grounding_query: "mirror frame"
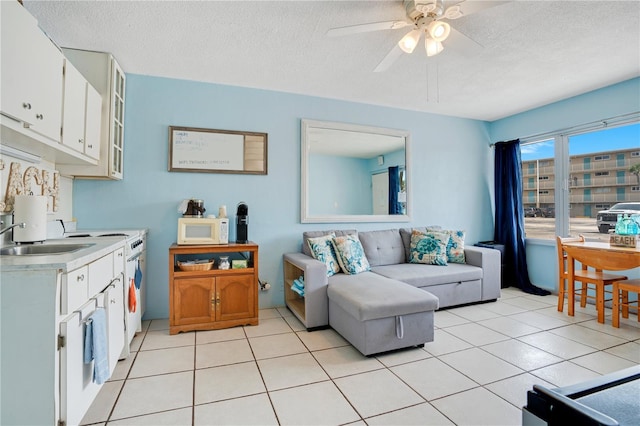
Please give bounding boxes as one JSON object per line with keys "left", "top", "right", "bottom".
{"left": 301, "top": 119, "right": 411, "bottom": 223}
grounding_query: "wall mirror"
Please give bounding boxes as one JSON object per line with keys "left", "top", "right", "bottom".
{"left": 301, "top": 119, "right": 411, "bottom": 223}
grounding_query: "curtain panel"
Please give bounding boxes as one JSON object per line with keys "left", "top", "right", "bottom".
{"left": 494, "top": 139, "right": 550, "bottom": 295}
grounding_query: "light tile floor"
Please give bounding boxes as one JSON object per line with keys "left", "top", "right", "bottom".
{"left": 82, "top": 287, "right": 640, "bottom": 425}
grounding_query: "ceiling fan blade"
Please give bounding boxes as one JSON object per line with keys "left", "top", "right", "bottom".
{"left": 444, "top": 27, "right": 483, "bottom": 55}
{"left": 445, "top": 0, "right": 510, "bottom": 20}
{"left": 374, "top": 44, "right": 404, "bottom": 73}
{"left": 326, "top": 20, "right": 411, "bottom": 37}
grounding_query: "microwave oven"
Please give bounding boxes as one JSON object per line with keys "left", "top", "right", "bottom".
{"left": 177, "top": 217, "right": 229, "bottom": 245}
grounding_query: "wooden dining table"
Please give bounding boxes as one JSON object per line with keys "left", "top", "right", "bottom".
{"left": 563, "top": 241, "right": 640, "bottom": 323}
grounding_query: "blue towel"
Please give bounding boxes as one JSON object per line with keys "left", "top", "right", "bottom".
{"left": 83, "top": 318, "right": 93, "bottom": 364}
{"left": 291, "top": 278, "right": 305, "bottom": 297}
{"left": 85, "top": 308, "right": 110, "bottom": 385}
{"left": 134, "top": 259, "right": 142, "bottom": 290}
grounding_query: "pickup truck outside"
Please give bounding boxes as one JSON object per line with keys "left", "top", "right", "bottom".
{"left": 596, "top": 202, "right": 640, "bottom": 233}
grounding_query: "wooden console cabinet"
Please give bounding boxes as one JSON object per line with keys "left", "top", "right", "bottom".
{"left": 169, "top": 243, "right": 259, "bottom": 335}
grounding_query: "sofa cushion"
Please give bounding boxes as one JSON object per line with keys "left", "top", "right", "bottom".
{"left": 409, "top": 230, "right": 450, "bottom": 266}
{"left": 302, "top": 229, "right": 357, "bottom": 257}
{"left": 371, "top": 262, "right": 482, "bottom": 287}
{"left": 331, "top": 234, "right": 371, "bottom": 275}
{"left": 327, "top": 272, "right": 439, "bottom": 321}
{"left": 399, "top": 226, "right": 441, "bottom": 260}
{"left": 358, "top": 229, "right": 405, "bottom": 266}
{"left": 307, "top": 233, "right": 340, "bottom": 276}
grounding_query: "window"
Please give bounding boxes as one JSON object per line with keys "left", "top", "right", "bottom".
{"left": 594, "top": 188, "right": 611, "bottom": 193}
{"left": 521, "top": 120, "right": 639, "bottom": 241}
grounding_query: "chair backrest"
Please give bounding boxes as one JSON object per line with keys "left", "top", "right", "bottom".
{"left": 556, "top": 235, "right": 585, "bottom": 277}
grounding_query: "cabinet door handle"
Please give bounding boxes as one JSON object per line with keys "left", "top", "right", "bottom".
{"left": 77, "top": 274, "right": 85, "bottom": 282}
{"left": 87, "top": 144, "right": 93, "bottom": 149}
{"left": 22, "top": 102, "right": 31, "bottom": 110}
{"left": 78, "top": 139, "right": 84, "bottom": 144}
{"left": 36, "top": 114, "right": 43, "bottom": 120}
{"left": 110, "top": 298, "right": 117, "bottom": 304}
{"left": 216, "top": 292, "right": 221, "bottom": 305}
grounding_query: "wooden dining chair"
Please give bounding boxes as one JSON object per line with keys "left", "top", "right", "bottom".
{"left": 612, "top": 279, "right": 640, "bottom": 328}
{"left": 556, "top": 236, "right": 627, "bottom": 320}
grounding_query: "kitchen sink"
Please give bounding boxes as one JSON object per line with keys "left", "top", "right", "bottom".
{"left": 0, "top": 244, "right": 94, "bottom": 256}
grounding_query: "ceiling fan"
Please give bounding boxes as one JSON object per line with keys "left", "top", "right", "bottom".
{"left": 327, "top": 0, "right": 507, "bottom": 72}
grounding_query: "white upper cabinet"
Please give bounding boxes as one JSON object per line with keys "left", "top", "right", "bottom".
{"left": 84, "top": 84, "right": 102, "bottom": 160}
{"left": 1, "top": 1, "right": 63, "bottom": 143}
{"left": 62, "top": 59, "right": 102, "bottom": 159}
{"left": 58, "top": 49, "right": 126, "bottom": 180}
{"left": 61, "top": 60, "right": 87, "bottom": 152}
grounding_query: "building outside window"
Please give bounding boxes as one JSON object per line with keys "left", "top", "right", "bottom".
{"left": 521, "top": 122, "right": 640, "bottom": 241}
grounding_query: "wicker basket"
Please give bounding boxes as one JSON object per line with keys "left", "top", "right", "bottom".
{"left": 177, "top": 259, "right": 214, "bottom": 271}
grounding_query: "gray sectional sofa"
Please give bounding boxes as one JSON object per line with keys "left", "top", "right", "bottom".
{"left": 284, "top": 227, "right": 502, "bottom": 356}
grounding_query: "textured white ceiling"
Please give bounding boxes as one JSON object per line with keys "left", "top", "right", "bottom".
{"left": 23, "top": 0, "right": 640, "bottom": 121}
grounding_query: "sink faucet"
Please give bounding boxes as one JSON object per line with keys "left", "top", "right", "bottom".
{"left": 0, "top": 222, "right": 26, "bottom": 235}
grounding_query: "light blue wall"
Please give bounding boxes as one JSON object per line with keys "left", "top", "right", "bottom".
{"left": 72, "top": 74, "right": 494, "bottom": 319}
{"left": 490, "top": 78, "right": 640, "bottom": 292}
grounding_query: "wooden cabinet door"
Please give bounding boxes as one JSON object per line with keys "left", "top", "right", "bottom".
{"left": 216, "top": 275, "right": 255, "bottom": 322}
{"left": 173, "top": 277, "right": 215, "bottom": 326}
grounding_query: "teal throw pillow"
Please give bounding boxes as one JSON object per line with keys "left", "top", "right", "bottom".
{"left": 331, "top": 234, "right": 371, "bottom": 275}
{"left": 409, "top": 230, "right": 450, "bottom": 266}
{"left": 427, "top": 227, "right": 466, "bottom": 264}
{"left": 307, "top": 233, "right": 340, "bottom": 276}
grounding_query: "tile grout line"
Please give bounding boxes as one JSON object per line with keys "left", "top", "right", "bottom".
{"left": 88, "top": 302, "right": 640, "bottom": 425}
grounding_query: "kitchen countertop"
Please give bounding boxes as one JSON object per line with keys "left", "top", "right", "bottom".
{"left": 0, "top": 237, "right": 127, "bottom": 272}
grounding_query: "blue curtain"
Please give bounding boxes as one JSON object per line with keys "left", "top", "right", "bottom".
{"left": 494, "top": 139, "right": 550, "bottom": 295}
{"left": 388, "top": 166, "right": 401, "bottom": 214}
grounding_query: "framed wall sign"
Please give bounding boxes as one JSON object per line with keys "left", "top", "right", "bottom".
{"left": 168, "top": 126, "right": 268, "bottom": 174}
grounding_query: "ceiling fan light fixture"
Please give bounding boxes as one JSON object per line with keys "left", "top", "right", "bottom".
{"left": 425, "top": 36, "right": 443, "bottom": 56}
{"left": 427, "top": 20, "right": 450, "bottom": 42}
{"left": 398, "top": 29, "right": 422, "bottom": 53}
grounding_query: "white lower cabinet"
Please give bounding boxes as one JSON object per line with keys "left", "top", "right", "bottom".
{"left": 59, "top": 300, "right": 101, "bottom": 426}
{"left": 59, "top": 274, "right": 124, "bottom": 425}
{"left": 106, "top": 273, "right": 125, "bottom": 373}
{"left": 0, "top": 244, "right": 127, "bottom": 426}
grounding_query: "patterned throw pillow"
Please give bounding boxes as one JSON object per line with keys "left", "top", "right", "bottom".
{"left": 409, "top": 230, "right": 450, "bottom": 266}
{"left": 427, "top": 227, "right": 466, "bottom": 264}
{"left": 307, "top": 233, "right": 340, "bottom": 276}
{"left": 331, "top": 234, "right": 371, "bottom": 275}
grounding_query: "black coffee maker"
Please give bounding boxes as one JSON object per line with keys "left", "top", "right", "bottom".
{"left": 236, "top": 202, "right": 248, "bottom": 243}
